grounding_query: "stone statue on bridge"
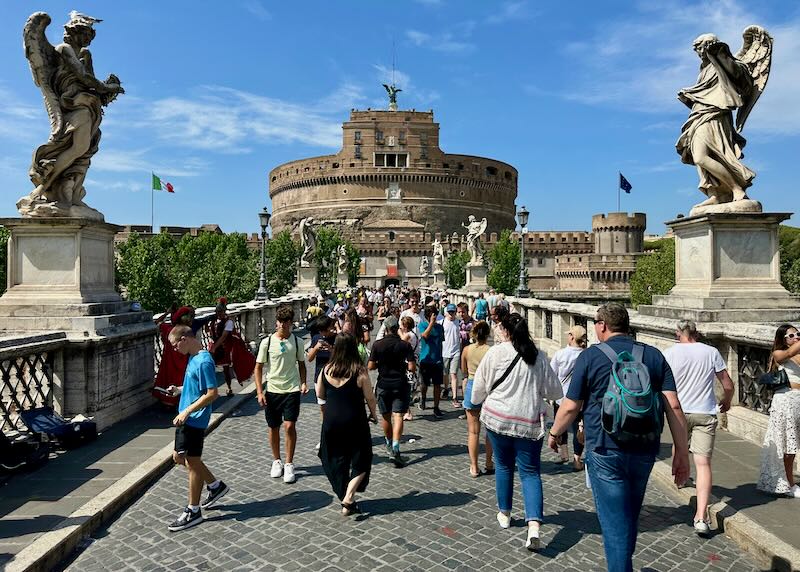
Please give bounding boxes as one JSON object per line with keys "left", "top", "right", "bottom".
{"left": 432, "top": 240, "right": 444, "bottom": 274}
{"left": 337, "top": 244, "right": 348, "bottom": 275}
{"left": 299, "top": 217, "right": 317, "bottom": 267}
{"left": 419, "top": 255, "right": 430, "bottom": 276}
{"left": 676, "top": 25, "right": 773, "bottom": 215}
{"left": 17, "top": 11, "right": 124, "bottom": 221}
{"left": 462, "top": 215, "right": 487, "bottom": 266}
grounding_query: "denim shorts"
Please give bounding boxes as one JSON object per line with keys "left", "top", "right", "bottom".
{"left": 462, "top": 378, "right": 480, "bottom": 410}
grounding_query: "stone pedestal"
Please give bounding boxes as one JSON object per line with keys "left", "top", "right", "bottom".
{"left": 296, "top": 264, "right": 318, "bottom": 292}
{"left": 433, "top": 271, "right": 446, "bottom": 286}
{"left": 0, "top": 218, "right": 152, "bottom": 334}
{"left": 419, "top": 276, "right": 430, "bottom": 287}
{"left": 336, "top": 272, "right": 349, "bottom": 289}
{"left": 639, "top": 212, "right": 800, "bottom": 322}
{"left": 464, "top": 264, "right": 488, "bottom": 291}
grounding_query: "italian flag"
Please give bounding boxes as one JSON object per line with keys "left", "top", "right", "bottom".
{"left": 152, "top": 173, "right": 174, "bottom": 193}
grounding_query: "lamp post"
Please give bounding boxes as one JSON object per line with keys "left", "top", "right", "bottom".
{"left": 516, "top": 205, "right": 529, "bottom": 298}
{"left": 255, "top": 207, "right": 271, "bottom": 301}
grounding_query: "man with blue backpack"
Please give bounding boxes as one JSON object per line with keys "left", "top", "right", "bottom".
{"left": 548, "top": 303, "right": 689, "bottom": 572}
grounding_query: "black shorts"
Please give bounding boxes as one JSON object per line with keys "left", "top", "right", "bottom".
{"left": 419, "top": 362, "right": 444, "bottom": 387}
{"left": 265, "top": 391, "right": 301, "bottom": 428}
{"left": 376, "top": 385, "right": 411, "bottom": 414}
{"left": 174, "top": 425, "right": 205, "bottom": 457}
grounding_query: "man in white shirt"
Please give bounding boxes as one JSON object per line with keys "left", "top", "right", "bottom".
{"left": 441, "top": 304, "right": 462, "bottom": 406}
{"left": 399, "top": 296, "right": 424, "bottom": 329}
{"left": 664, "top": 319, "right": 734, "bottom": 538}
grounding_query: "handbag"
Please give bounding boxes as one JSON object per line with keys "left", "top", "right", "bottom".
{"left": 758, "top": 368, "right": 789, "bottom": 388}
{"left": 491, "top": 353, "right": 522, "bottom": 392}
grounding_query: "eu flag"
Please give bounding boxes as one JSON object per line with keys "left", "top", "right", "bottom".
{"left": 619, "top": 173, "right": 632, "bottom": 193}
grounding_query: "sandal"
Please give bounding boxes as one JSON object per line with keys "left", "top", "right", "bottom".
{"left": 341, "top": 501, "right": 361, "bottom": 516}
{"left": 483, "top": 466, "right": 495, "bottom": 475}
{"left": 469, "top": 468, "right": 482, "bottom": 478}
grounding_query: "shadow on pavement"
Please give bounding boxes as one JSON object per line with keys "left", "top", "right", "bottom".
{"left": 207, "top": 489, "right": 332, "bottom": 522}
{"left": 403, "top": 444, "right": 466, "bottom": 467}
{"left": 358, "top": 489, "right": 476, "bottom": 517}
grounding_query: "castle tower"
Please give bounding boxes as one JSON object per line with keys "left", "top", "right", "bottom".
{"left": 592, "top": 212, "right": 646, "bottom": 255}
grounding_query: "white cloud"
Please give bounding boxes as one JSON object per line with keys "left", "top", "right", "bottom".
{"left": 85, "top": 178, "right": 147, "bottom": 194}
{"left": 552, "top": 0, "right": 800, "bottom": 134}
{"left": 372, "top": 65, "right": 440, "bottom": 107}
{"left": 487, "top": 1, "right": 529, "bottom": 25}
{"left": 406, "top": 30, "right": 430, "bottom": 46}
{"left": 404, "top": 24, "right": 474, "bottom": 54}
{"left": 243, "top": 0, "right": 271, "bottom": 21}
{"left": 92, "top": 149, "right": 208, "bottom": 178}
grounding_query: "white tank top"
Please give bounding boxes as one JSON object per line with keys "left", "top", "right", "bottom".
{"left": 780, "top": 359, "right": 800, "bottom": 385}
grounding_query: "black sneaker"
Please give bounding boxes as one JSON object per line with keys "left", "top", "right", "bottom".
{"left": 418, "top": 400, "right": 426, "bottom": 411}
{"left": 385, "top": 442, "right": 393, "bottom": 456}
{"left": 168, "top": 507, "right": 203, "bottom": 532}
{"left": 391, "top": 450, "right": 407, "bottom": 468}
{"left": 441, "top": 388, "right": 450, "bottom": 399}
{"left": 200, "top": 481, "right": 229, "bottom": 509}
{"left": 433, "top": 407, "right": 444, "bottom": 419}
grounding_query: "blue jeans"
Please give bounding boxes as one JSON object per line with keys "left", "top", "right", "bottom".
{"left": 486, "top": 430, "right": 543, "bottom": 522}
{"left": 586, "top": 449, "right": 655, "bottom": 572}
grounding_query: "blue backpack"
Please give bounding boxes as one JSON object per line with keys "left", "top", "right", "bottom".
{"left": 597, "top": 343, "right": 663, "bottom": 444}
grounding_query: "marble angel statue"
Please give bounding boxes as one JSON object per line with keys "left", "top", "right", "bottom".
{"left": 432, "top": 239, "right": 444, "bottom": 274}
{"left": 462, "top": 215, "right": 488, "bottom": 265}
{"left": 18, "top": 11, "right": 124, "bottom": 220}
{"left": 676, "top": 26, "right": 773, "bottom": 215}
{"left": 419, "top": 255, "right": 430, "bottom": 276}
{"left": 337, "top": 244, "right": 348, "bottom": 275}
{"left": 299, "top": 217, "right": 316, "bottom": 267}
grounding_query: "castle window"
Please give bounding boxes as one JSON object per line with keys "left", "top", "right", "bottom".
{"left": 443, "top": 163, "right": 449, "bottom": 169}
{"left": 375, "top": 154, "right": 385, "bottom": 167}
{"left": 420, "top": 146, "right": 428, "bottom": 159}
{"left": 486, "top": 166, "right": 498, "bottom": 177}
{"left": 354, "top": 131, "right": 361, "bottom": 142}
{"left": 386, "top": 154, "right": 396, "bottom": 167}
{"left": 473, "top": 163, "right": 479, "bottom": 172}
{"left": 332, "top": 162, "right": 339, "bottom": 168}
{"left": 271, "top": 176, "right": 276, "bottom": 182}
{"left": 425, "top": 163, "right": 431, "bottom": 168}
{"left": 538, "top": 257, "right": 545, "bottom": 265}
{"left": 420, "top": 133, "right": 428, "bottom": 144}
{"left": 458, "top": 163, "right": 464, "bottom": 170}
{"left": 376, "top": 153, "right": 407, "bottom": 168}
{"left": 355, "top": 145, "right": 362, "bottom": 159}
{"left": 399, "top": 131, "right": 406, "bottom": 144}
{"left": 389, "top": 231, "right": 396, "bottom": 241}
{"left": 376, "top": 130, "right": 384, "bottom": 143}
{"left": 505, "top": 171, "right": 512, "bottom": 180}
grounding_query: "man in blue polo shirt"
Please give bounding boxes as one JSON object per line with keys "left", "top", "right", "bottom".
{"left": 418, "top": 305, "right": 445, "bottom": 418}
{"left": 548, "top": 303, "right": 689, "bottom": 572}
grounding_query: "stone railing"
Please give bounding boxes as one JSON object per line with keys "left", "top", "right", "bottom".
{"left": 423, "top": 287, "right": 782, "bottom": 449}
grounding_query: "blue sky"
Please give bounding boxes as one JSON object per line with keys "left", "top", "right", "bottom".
{"left": 1, "top": 0, "right": 799, "bottom": 235}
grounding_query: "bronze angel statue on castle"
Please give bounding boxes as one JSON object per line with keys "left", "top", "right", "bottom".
{"left": 676, "top": 25, "right": 773, "bottom": 216}
{"left": 17, "top": 11, "right": 124, "bottom": 220}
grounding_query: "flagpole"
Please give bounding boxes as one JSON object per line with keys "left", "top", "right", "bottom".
{"left": 617, "top": 172, "right": 620, "bottom": 212}
{"left": 151, "top": 187, "right": 154, "bottom": 233}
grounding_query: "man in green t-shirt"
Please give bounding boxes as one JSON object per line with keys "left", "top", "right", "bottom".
{"left": 254, "top": 305, "right": 308, "bottom": 484}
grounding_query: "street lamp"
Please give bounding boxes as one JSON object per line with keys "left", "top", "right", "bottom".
{"left": 516, "top": 205, "right": 530, "bottom": 298}
{"left": 255, "top": 207, "right": 271, "bottom": 301}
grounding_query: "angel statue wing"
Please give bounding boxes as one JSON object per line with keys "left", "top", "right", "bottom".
{"left": 23, "top": 12, "right": 62, "bottom": 138}
{"left": 734, "top": 25, "right": 773, "bottom": 132}
{"left": 477, "top": 217, "right": 488, "bottom": 236}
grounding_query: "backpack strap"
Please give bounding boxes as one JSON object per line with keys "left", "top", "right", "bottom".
{"left": 631, "top": 343, "right": 644, "bottom": 362}
{"left": 597, "top": 342, "right": 619, "bottom": 364}
{"left": 491, "top": 353, "right": 522, "bottom": 392}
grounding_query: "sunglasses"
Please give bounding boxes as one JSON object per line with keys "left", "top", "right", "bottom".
{"left": 785, "top": 332, "right": 800, "bottom": 340}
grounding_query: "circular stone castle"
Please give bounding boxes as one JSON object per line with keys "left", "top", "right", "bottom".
{"left": 268, "top": 104, "right": 517, "bottom": 237}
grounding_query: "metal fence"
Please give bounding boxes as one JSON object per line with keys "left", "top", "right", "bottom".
{"left": 0, "top": 349, "right": 56, "bottom": 433}
{"left": 544, "top": 310, "right": 553, "bottom": 339}
{"left": 737, "top": 344, "right": 773, "bottom": 414}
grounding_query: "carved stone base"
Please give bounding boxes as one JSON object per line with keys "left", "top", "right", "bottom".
{"left": 464, "top": 264, "right": 487, "bottom": 292}
{"left": 639, "top": 212, "right": 800, "bottom": 322}
{"left": 433, "top": 271, "right": 446, "bottom": 286}
{"left": 336, "top": 272, "right": 349, "bottom": 289}
{"left": 689, "top": 198, "right": 762, "bottom": 217}
{"left": 296, "top": 264, "right": 318, "bottom": 292}
{"left": 16, "top": 196, "right": 104, "bottom": 221}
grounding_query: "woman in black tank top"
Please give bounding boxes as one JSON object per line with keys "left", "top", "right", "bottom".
{"left": 316, "top": 334, "right": 378, "bottom": 515}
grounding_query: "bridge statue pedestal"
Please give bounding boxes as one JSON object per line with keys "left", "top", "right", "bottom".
{"left": 464, "top": 264, "right": 487, "bottom": 292}
{"left": 296, "top": 264, "right": 318, "bottom": 293}
{"left": 639, "top": 212, "right": 800, "bottom": 322}
{"left": 0, "top": 217, "right": 155, "bottom": 430}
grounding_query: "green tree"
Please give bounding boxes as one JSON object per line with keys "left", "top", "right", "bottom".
{"left": 444, "top": 250, "right": 471, "bottom": 289}
{"left": 314, "top": 227, "right": 360, "bottom": 290}
{"left": 115, "top": 232, "right": 179, "bottom": 311}
{"left": 630, "top": 239, "right": 675, "bottom": 308}
{"left": 486, "top": 229, "right": 521, "bottom": 294}
{"left": 0, "top": 226, "right": 9, "bottom": 296}
{"left": 779, "top": 225, "right": 800, "bottom": 293}
{"left": 344, "top": 241, "right": 361, "bottom": 286}
{"left": 265, "top": 230, "right": 300, "bottom": 297}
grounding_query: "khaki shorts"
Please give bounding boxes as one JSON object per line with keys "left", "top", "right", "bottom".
{"left": 685, "top": 413, "right": 718, "bottom": 458}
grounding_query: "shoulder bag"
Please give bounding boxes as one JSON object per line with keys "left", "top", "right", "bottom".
{"left": 491, "top": 353, "right": 522, "bottom": 392}
{"left": 758, "top": 357, "right": 789, "bottom": 388}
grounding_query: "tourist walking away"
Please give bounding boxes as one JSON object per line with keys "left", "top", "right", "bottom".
{"left": 664, "top": 319, "right": 734, "bottom": 536}
{"left": 399, "top": 316, "right": 421, "bottom": 421}
{"left": 419, "top": 305, "right": 446, "bottom": 418}
{"left": 548, "top": 303, "right": 690, "bottom": 572}
{"left": 758, "top": 323, "right": 800, "bottom": 497}
{"left": 254, "top": 305, "right": 308, "bottom": 484}
{"left": 317, "top": 333, "right": 378, "bottom": 515}
{"left": 307, "top": 315, "right": 337, "bottom": 450}
{"left": 166, "top": 325, "right": 228, "bottom": 532}
{"left": 472, "top": 292, "right": 490, "bottom": 322}
{"left": 471, "top": 313, "right": 562, "bottom": 551}
{"left": 549, "top": 325, "right": 587, "bottom": 470}
{"left": 460, "top": 320, "right": 494, "bottom": 477}
{"left": 368, "top": 315, "right": 417, "bottom": 466}
{"left": 442, "top": 304, "right": 462, "bottom": 407}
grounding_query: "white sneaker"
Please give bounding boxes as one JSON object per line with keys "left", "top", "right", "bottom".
{"left": 525, "top": 526, "right": 541, "bottom": 551}
{"left": 790, "top": 485, "right": 800, "bottom": 498}
{"left": 270, "top": 459, "right": 283, "bottom": 478}
{"left": 496, "top": 511, "right": 511, "bottom": 529}
{"left": 693, "top": 519, "right": 711, "bottom": 537}
{"left": 315, "top": 442, "right": 321, "bottom": 451}
{"left": 283, "top": 463, "right": 296, "bottom": 484}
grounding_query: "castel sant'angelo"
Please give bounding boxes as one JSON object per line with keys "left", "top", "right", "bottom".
{"left": 268, "top": 88, "right": 645, "bottom": 292}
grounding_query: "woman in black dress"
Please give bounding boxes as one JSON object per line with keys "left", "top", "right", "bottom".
{"left": 316, "top": 333, "right": 378, "bottom": 515}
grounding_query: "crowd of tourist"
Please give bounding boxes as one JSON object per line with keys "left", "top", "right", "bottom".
{"left": 154, "top": 284, "right": 800, "bottom": 571}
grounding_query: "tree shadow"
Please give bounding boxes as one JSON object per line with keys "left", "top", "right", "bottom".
{"left": 357, "top": 489, "right": 476, "bottom": 518}
{"left": 403, "top": 444, "right": 467, "bottom": 468}
{"left": 206, "top": 489, "right": 332, "bottom": 523}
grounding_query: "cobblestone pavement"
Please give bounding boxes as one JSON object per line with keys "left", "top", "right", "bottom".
{"left": 64, "top": 395, "right": 760, "bottom": 572}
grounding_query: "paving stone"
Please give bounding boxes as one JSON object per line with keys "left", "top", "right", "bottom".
{"left": 63, "top": 393, "right": 760, "bottom": 571}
